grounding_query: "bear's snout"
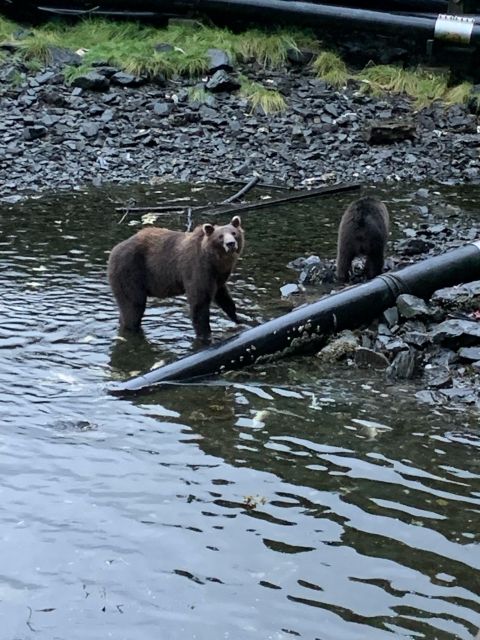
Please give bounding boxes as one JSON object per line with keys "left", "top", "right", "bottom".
{"left": 223, "top": 232, "right": 238, "bottom": 253}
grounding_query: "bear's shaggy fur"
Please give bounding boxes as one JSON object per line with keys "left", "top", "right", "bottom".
{"left": 336, "top": 196, "right": 389, "bottom": 282}
{"left": 108, "top": 216, "right": 244, "bottom": 343}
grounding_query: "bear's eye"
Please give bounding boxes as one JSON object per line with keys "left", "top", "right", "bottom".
{"left": 218, "top": 234, "right": 224, "bottom": 240}
{"left": 232, "top": 231, "right": 237, "bottom": 236}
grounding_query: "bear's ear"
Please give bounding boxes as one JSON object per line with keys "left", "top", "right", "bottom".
{"left": 231, "top": 216, "right": 241, "bottom": 228}
{"left": 203, "top": 223, "right": 215, "bottom": 236}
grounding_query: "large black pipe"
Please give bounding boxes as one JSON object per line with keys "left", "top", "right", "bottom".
{"left": 110, "top": 240, "right": 480, "bottom": 396}
{"left": 192, "top": 0, "right": 480, "bottom": 44}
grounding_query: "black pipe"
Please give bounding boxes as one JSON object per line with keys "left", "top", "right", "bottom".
{"left": 109, "top": 240, "right": 480, "bottom": 396}
{"left": 190, "top": 0, "right": 480, "bottom": 44}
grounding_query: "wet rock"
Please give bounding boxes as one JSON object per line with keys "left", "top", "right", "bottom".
{"left": 403, "top": 331, "right": 430, "bottom": 348}
{"left": 396, "top": 237, "right": 435, "bottom": 255}
{"left": 383, "top": 306, "right": 399, "bottom": 329}
{"left": 386, "top": 348, "right": 416, "bottom": 380}
{"left": 396, "top": 294, "right": 431, "bottom": 319}
{"left": 317, "top": 330, "right": 359, "bottom": 362}
{"left": 355, "top": 347, "right": 390, "bottom": 369}
{"left": 415, "top": 389, "right": 439, "bottom": 405}
{"left": 458, "top": 346, "right": 480, "bottom": 362}
{"left": 23, "top": 125, "right": 47, "bottom": 141}
{"left": 429, "top": 319, "right": 480, "bottom": 348}
{"left": 438, "top": 387, "right": 477, "bottom": 404}
{"left": 72, "top": 72, "right": 110, "bottom": 92}
{"left": 205, "top": 70, "right": 241, "bottom": 93}
{"left": 415, "top": 188, "right": 430, "bottom": 199}
{"left": 280, "top": 283, "right": 305, "bottom": 298}
{"left": 423, "top": 365, "right": 452, "bottom": 389}
{"left": 111, "top": 72, "right": 144, "bottom": 87}
{"left": 431, "top": 281, "right": 480, "bottom": 312}
{"left": 207, "top": 48, "right": 233, "bottom": 73}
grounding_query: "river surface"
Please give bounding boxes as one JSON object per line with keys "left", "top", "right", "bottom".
{"left": 0, "top": 182, "right": 479, "bottom": 640}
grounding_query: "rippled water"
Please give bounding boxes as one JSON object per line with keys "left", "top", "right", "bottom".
{"left": 1, "top": 183, "right": 479, "bottom": 640}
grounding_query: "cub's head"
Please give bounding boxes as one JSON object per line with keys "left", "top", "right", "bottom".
{"left": 202, "top": 216, "right": 244, "bottom": 256}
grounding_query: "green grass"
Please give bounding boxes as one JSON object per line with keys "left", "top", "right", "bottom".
{"left": 0, "top": 15, "right": 17, "bottom": 41}
{"left": 313, "top": 51, "right": 349, "bottom": 88}
{"left": 240, "top": 78, "right": 287, "bottom": 113}
{"left": 0, "top": 14, "right": 476, "bottom": 107}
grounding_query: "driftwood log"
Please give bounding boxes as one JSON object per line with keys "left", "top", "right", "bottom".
{"left": 364, "top": 119, "right": 417, "bottom": 145}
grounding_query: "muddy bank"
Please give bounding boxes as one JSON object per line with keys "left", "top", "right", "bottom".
{"left": 286, "top": 188, "right": 480, "bottom": 412}
{"left": 1, "top": 49, "right": 479, "bottom": 200}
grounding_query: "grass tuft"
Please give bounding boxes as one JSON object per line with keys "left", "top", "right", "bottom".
{"left": 240, "top": 78, "right": 286, "bottom": 113}
{"left": 0, "top": 15, "right": 18, "bottom": 41}
{"left": 188, "top": 84, "right": 209, "bottom": 104}
{"left": 312, "top": 51, "right": 348, "bottom": 87}
{"left": 444, "top": 81, "right": 473, "bottom": 105}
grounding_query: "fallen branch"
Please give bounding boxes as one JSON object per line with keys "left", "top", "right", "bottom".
{"left": 221, "top": 175, "right": 260, "bottom": 204}
{"left": 208, "top": 182, "right": 363, "bottom": 216}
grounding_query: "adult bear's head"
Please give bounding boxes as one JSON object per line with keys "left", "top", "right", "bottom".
{"left": 202, "top": 216, "right": 244, "bottom": 256}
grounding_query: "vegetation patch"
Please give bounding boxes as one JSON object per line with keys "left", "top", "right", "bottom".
{"left": 0, "top": 14, "right": 475, "bottom": 107}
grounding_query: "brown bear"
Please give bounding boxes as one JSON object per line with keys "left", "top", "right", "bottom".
{"left": 336, "top": 196, "right": 389, "bottom": 283}
{"left": 108, "top": 215, "right": 244, "bottom": 343}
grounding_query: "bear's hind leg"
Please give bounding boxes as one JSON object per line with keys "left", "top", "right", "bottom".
{"left": 215, "top": 285, "right": 239, "bottom": 323}
{"left": 365, "top": 251, "right": 384, "bottom": 280}
{"left": 336, "top": 245, "right": 354, "bottom": 283}
{"left": 119, "top": 295, "right": 147, "bottom": 332}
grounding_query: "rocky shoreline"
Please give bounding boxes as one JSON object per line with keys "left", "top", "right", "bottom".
{"left": 287, "top": 193, "right": 480, "bottom": 412}
{"left": 1, "top": 46, "right": 480, "bottom": 201}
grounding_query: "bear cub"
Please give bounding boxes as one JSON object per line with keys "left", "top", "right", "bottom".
{"left": 108, "top": 215, "right": 244, "bottom": 343}
{"left": 336, "top": 196, "right": 389, "bottom": 283}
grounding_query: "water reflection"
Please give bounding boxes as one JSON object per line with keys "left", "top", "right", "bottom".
{"left": 0, "top": 183, "right": 479, "bottom": 640}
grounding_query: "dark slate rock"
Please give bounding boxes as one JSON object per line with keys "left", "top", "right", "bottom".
{"left": 414, "top": 188, "right": 429, "bottom": 200}
{"left": 80, "top": 122, "right": 100, "bottom": 138}
{"left": 386, "top": 348, "right": 416, "bottom": 380}
{"left": 153, "top": 101, "right": 173, "bottom": 116}
{"left": 154, "top": 43, "right": 174, "bottom": 53}
{"left": 92, "top": 66, "right": 119, "bottom": 78}
{"left": 383, "top": 306, "right": 399, "bottom": 328}
{"left": 205, "top": 70, "right": 241, "bottom": 93}
{"left": 438, "top": 387, "right": 477, "bottom": 403}
{"left": 207, "top": 48, "right": 233, "bottom": 73}
{"left": 429, "top": 319, "right": 480, "bottom": 348}
{"left": 424, "top": 366, "right": 452, "bottom": 389}
{"left": 280, "top": 283, "right": 303, "bottom": 297}
{"left": 396, "top": 237, "right": 435, "bottom": 255}
{"left": 111, "top": 72, "right": 144, "bottom": 87}
{"left": 458, "top": 346, "right": 480, "bottom": 361}
{"left": 23, "top": 125, "right": 47, "bottom": 141}
{"left": 354, "top": 347, "right": 390, "bottom": 369}
{"left": 415, "top": 390, "right": 439, "bottom": 405}
{"left": 396, "top": 294, "right": 431, "bottom": 319}
{"left": 48, "top": 46, "right": 82, "bottom": 67}
{"left": 34, "top": 71, "right": 55, "bottom": 85}
{"left": 287, "top": 48, "right": 314, "bottom": 65}
{"left": 403, "top": 331, "right": 430, "bottom": 348}
{"left": 72, "top": 72, "right": 110, "bottom": 92}
{"left": 431, "top": 281, "right": 480, "bottom": 311}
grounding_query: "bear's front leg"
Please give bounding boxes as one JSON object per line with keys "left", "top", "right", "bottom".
{"left": 188, "top": 291, "right": 212, "bottom": 344}
{"left": 215, "top": 285, "right": 239, "bottom": 323}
